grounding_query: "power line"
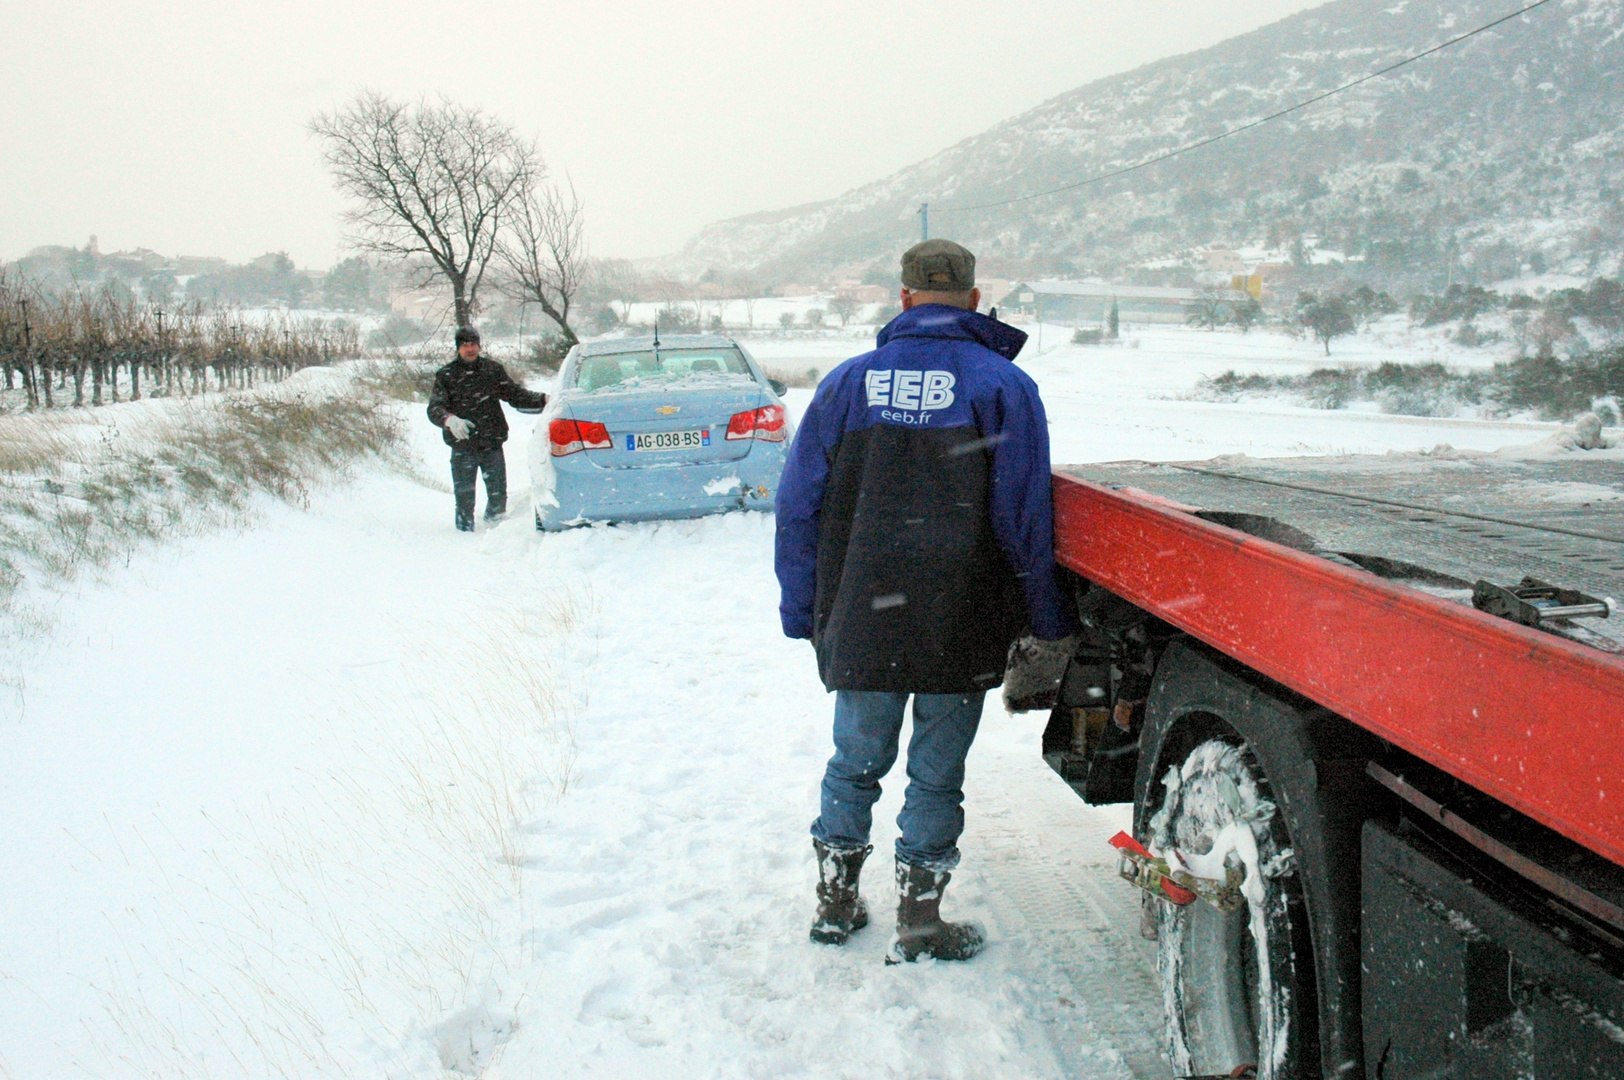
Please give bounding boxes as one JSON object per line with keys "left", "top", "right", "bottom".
{"left": 934, "top": 0, "right": 1556, "bottom": 215}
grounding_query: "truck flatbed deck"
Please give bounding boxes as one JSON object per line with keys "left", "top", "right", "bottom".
{"left": 1050, "top": 453, "right": 1624, "bottom": 869}
{"left": 1061, "top": 453, "right": 1624, "bottom": 649}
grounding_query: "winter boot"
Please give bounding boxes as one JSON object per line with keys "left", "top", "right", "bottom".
{"left": 885, "top": 858, "right": 985, "bottom": 964}
{"left": 810, "top": 840, "right": 872, "bottom": 945}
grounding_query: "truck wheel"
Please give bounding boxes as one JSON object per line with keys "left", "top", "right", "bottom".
{"left": 1150, "top": 738, "right": 1306, "bottom": 1080}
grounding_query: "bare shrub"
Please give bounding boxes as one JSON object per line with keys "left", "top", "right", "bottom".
{"left": 1187, "top": 358, "right": 1605, "bottom": 419}
{"left": 353, "top": 354, "right": 439, "bottom": 402}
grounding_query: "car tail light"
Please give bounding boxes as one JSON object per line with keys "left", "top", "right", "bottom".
{"left": 550, "top": 418, "right": 612, "bottom": 456}
{"left": 725, "top": 405, "right": 786, "bottom": 442}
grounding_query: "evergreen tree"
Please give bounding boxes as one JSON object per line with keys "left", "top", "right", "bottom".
{"left": 1297, "top": 293, "right": 1356, "bottom": 355}
{"left": 324, "top": 257, "right": 375, "bottom": 311}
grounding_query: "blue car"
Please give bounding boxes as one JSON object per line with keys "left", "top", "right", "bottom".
{"left": 530, "top": 334, "right": 794, "bottom": 530}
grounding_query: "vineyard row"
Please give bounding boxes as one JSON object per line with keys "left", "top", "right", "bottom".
{"left": 0, "top": 279, "right": 362, "bottom": 409}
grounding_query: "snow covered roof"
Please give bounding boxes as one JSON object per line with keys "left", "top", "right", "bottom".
{"left": 1009, "top": 282, "right": 1224, "bottom": 302}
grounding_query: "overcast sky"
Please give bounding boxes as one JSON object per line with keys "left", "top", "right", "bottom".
{"left": 1, "top": 1, "right": 1325, "bottom": 269}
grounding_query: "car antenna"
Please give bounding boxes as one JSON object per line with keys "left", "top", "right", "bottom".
{"left": 653, "top": 316, "right": 660, "bottom": 349}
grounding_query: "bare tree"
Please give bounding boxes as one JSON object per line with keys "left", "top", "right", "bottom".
{"left": 828, "top": 295, "right": 860, "bottom": 327}
{"left": 649, "top": 277, "right": 700, "bottom": 331}
{"left": 498, "top": 178, "right": 587, "bottom": 346}
{"left": 590, "top": 258, "right": 643, "bottom": 324}
{"left": 310, "top": 91, "right": 537, "bottom": 330}
{"left": 727, "top": 272, "right": 764, "bottom": 330}
{"left": 1191, "top": 288, "right": 1229, "bottom": 330}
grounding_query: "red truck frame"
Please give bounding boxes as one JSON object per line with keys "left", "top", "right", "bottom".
{"left": 1051, "top": 475, "right": 1624, "bottom": 870}
{"left": 1044, "top": 473, "right": 1624, "bottom": 1080}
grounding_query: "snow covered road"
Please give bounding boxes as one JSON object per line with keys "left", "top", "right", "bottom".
{"left": 497, "top": 512, "right": 1152, "bottom": 1078}
{"left": 0, "top": 331, "right": 1563, "bottom": 1077}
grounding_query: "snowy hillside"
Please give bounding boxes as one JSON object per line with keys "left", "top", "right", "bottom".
{"left": 676, "top": 0, "right": 1624, "bottom": 288}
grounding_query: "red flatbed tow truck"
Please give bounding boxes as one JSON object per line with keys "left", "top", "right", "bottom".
{"left": 1029, "top": 452, "right": 1624, "bottom": 1080}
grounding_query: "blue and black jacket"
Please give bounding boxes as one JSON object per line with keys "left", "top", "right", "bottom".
{"left": 775, "top": 304, "right": 1076, "bottom": 694}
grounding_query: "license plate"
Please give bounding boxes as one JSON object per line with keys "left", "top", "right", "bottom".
{"left": 628, "top": 429, "right": 710, "bottom": 452}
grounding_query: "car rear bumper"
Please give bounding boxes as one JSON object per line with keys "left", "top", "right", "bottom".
{"left": 536, "top": 444, "right": 787, "bottom": 531}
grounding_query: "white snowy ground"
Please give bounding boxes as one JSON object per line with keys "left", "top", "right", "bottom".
{"left": 0, "top": 325, "right": 1566, "bottom": 1079}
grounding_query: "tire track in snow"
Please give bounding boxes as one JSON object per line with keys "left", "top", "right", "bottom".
{"left": 505, "top": 512, "right": 1089, "bottom": 1077}
{"left": 962, "top": 725, "right": 1171, "bottom": 1079}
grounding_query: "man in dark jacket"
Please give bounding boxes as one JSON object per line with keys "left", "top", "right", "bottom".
{"left": 427, "top": 327, "right": 549, "bottom": 532}
{"left": 775, "top": 239, "right": 1075, "bottom": 963}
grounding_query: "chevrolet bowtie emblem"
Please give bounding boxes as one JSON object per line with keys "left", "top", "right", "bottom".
{"left": 655, "top": 405, "right": 681, "bottom": 415}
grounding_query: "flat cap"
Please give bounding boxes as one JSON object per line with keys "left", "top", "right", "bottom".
{"left": 901, "top": 239, "right": 976, "bottom": 292}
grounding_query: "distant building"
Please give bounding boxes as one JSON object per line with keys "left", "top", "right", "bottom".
{"left": 105, "top": 247, "right": 169, "bottom": 272}
{"left": 977, "top": 278, "right": 1012, "bottom": 312}
{"left": 1230, "top": 274, "right": 1265, "bottom": 300}
{"left": 1251, "top": 261, "right": 1295, "bottom": 288}
{"left": 1001, "top": 281, "right": 1248, "bottom": 325}
{"left": 776, "top": 284, "right": 817, "bottom": 298}
{"left": 1205, "top": 248, "right": 1246, "bottom": 274}
{"left": 388, "top": 287, "right": 451, "bottom": 322}
{"left": 834, "top": 283, "right": 890, "bottom": 303}
{"left": 172, "top": 255, "right": 229, "bottom": 276}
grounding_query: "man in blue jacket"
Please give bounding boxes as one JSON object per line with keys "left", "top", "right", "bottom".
{"left": 776, "top": 239, "right": 1076, "bottom": 963}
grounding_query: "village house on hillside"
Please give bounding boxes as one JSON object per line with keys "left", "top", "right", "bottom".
{"left": 833, "top": 282, "right": 891, "bottom": 303}
{"left": 1205, "top": 247, "right": 1248, "bottom": 275}
{"left": 1000, "top": 281, "right": 1252, "bottom": 325}
{"left": 389, "top": 286, "right": 452, "bottom": 322}
{"left": 104, "top": 247, "right": 169, "bottom": 273}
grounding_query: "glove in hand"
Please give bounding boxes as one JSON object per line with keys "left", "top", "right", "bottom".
{"left": 445, "top": 415, "right": 473, "bottom": 441}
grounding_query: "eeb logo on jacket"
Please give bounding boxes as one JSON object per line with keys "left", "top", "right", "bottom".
{"left": 865, "top": 369, "right": 956, "bottom": 413}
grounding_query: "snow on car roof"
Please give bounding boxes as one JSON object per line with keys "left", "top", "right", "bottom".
{"left": 576, "top": 334, "right": 736, "bottom": 357}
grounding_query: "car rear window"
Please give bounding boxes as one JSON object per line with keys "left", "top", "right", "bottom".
{"left": 572, "top": 348, "right": 753, "bottom": 392}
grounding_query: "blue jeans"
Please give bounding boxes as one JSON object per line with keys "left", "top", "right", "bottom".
{"left": 811, "top": 690, "right": 986, "bottom": 869}
{"left": 451, "top": 446, "right": 507, "bottom": 531}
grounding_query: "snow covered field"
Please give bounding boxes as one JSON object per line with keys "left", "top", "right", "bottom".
{"left": 0, "top": 327, "right": 1565, "bottom": 1078}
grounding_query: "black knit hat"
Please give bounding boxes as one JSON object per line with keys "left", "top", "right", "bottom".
{"left": 454, "top": 326, "right": 481, "bottom": 345}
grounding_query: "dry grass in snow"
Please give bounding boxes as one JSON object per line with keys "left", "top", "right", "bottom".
{"left": 0, "top": 368, "right": 404, "bottom": 636}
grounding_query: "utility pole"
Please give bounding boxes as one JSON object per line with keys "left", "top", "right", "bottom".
{"left": 918, "top": 203, "right": 929, "bottom": 242}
